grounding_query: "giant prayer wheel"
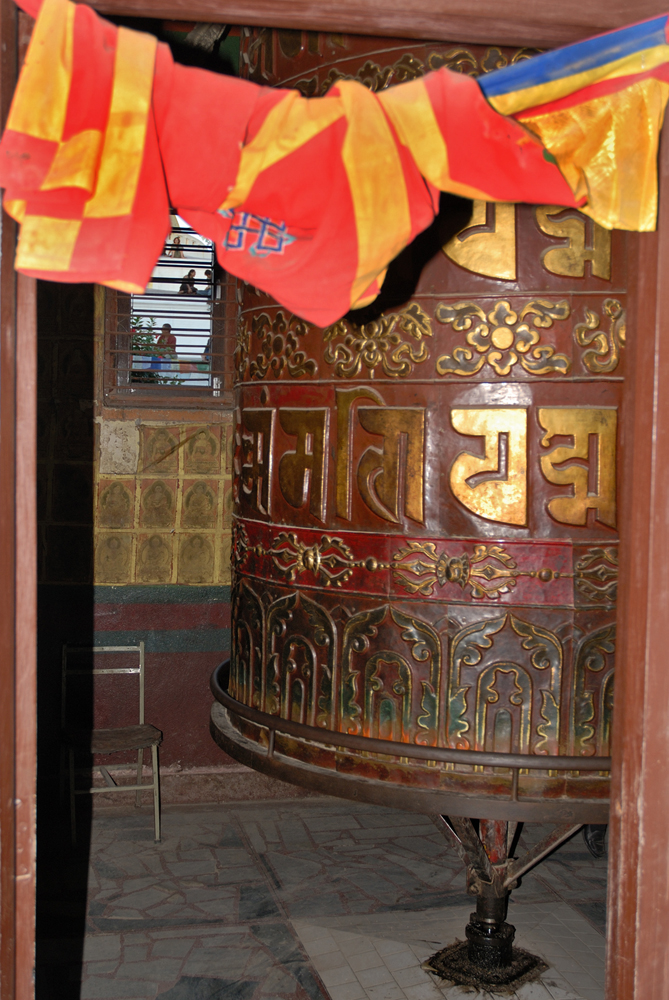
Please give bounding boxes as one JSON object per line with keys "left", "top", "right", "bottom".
{"left": 211, "top": 29, "right": 618, "bottom": 827}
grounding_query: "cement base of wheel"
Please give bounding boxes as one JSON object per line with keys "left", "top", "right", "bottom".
{"left": 422, "top": 940, "right": 548, "bottom": 992}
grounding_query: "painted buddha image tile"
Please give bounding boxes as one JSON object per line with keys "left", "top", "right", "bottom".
{"left": 181, "top": 479, "right": 218, "bottom": 529}
{"left": 183, "top": 425, "right": 221, "bottom": 475}
{"left": 223, "top": 421, "right": 234, "bottom": 474}
{"left": 139, "top": 478, "right": 177, "bottom": 529}
{"left": 222, "top": 476, "right": 233, "bottom": 528}
{"left": 177, "top": 533, "right": 215, "bottom": 584}
{"left": 95, "top": 533, "right": 133, "bottom": 585}
{"left": 136, "top": 533, "right": 174, "bottom": 584}
{"left": 220, "top": 532, "right": 232, "bottom": 585}
{"left": 140, "top": 425, "right": 180, "bottom": 475}
{"left": 98, "top": 479, "right": 135, "bottom": 528}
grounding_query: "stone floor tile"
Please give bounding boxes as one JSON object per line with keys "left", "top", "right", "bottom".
{"left": 562, "top": 973, "right": 602, "bottom": 989}
{"left": 514, "top": 982, "right": 555, "bottom": 999}
{"left": 85, "top": 961, "right": 121, "bottom": 975}
{"left": 402, "top": 983, "right": 444, "bottom": 1000}
{"left": 83, "top": 935, "right": 122, "bottom": 961}
{"left": 381, "top": 950, "right": 419, "bottom": 973}
{"left": 293, "top": 923, "right": 336, "bottom": 945}
{"left": 348, "top": 952, "right": 386, "bottom": 973}
{"left": 151, "top": 939, "right": 193, "bottom": 959}
{"left": 392, "top": 966, "right": 431, "bottom": 989}
{"left": 320, "top": 966, "right": 359, "bottom": 988}
{"left": 356, "top": 965, "right": 395, "bottom": 988}
{"left": 123, "top": 946, "right": 148, "bottom": 962}
{"left": 304, "top": 934, "right": 340, "bottom": 957}
{"left": 261, "top": 968, "right": 299, "bottom": 994}
{"left": 304, "top": 815, "right": 361, "bottom": 833}
{"left": 59, "top": 802, "right": 608, "bottom": 1000}
{"left": 112, "top": 889, "right": 168, "bottom": 910}
{"left": 80, "top": 977, "right": 158, "bottom": 998}
{"left": 279, "top": 820, "right": 314, "bottom": 851}
{"left": 330, "top": 935, "right": 374, "bottom": 956}
{"left": 181, "top": 946, "right": 250, "bottom": 978}
{"left": 166, "top": 862, "right": 216, "bottom": 878}
{"left": 363, "top": 984, "right": 407, "bottom": 1000}
{"left": 374, "top": 940, "right": 409, "bottom": 958}
{"left": 311, "top": 950, "right": 350, "bottom": 974}
{"left": 115, "top": 958, "right": 182, "bottom": 980}
{"left": 327, "top": 982, "right": 368, "bottom": 1000}
{"left": 156, "top": 976, "right": 258, "bottom": 1000}
{"left": 241, "top": 822, "right": 267, "bottom": 854}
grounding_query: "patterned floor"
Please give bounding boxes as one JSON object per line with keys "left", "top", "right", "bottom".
{"left": 36, "top": 798, "right": 607, "bottom": 1000}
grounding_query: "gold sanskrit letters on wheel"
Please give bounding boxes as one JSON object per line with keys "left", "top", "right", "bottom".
{"left": 450, "top": 408, "right": 527, "bottom": 526}
{"left": 443, "top": 201, "right": 517, "bottom": 280}
{"left": 278, "top": 408, "right": 330, "bottom": 522}
{"left": 535, "top": 206, "right": 611, "bottom": 280}
{"left": 573, "top": 299, "right": 626, "bottom": 374}
{"left": 357, "top": 406, "right": 426, "bottom": 524}
{"left": 239, "top": 408, "right": 275, "bottom": 517}
{"left": 335, "top": 387, "right": 385, "bottom": 520}
{"left": 539, "top": 407, "right": 617, "bottom": 527}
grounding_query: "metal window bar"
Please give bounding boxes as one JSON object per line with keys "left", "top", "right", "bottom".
{"left": 106, "top": 215, "right": 237, "bottom": 404}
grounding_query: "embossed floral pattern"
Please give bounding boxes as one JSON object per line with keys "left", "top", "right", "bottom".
{"left": 323, "top": 303, "right": 432, "bottom": 378}
{"left": 391, "top": 542, "right": 561, "bottom": 598}
{"left": 236, "top": 311, "right": 318, "bottom": 381}
{"left": 435, "top": 299, "right": 571, "bottom": 377}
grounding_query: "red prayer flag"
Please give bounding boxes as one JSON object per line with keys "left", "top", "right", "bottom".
{"left": 1, "top": 0, "right": 667, "bottom": 324}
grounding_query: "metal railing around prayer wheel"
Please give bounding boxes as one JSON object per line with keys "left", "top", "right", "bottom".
{"left": 210, "top": 27, "right": 620, "bottom": 987}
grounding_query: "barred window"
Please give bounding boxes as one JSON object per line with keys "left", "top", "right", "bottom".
{"left": 104, "top": 216, "right": 236, "bottom": 407}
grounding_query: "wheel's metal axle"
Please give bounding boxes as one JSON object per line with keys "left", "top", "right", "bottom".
{"left": 426, "top": 816, "right": 581, "bottom": 984}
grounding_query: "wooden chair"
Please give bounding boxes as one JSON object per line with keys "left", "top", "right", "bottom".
{"left": 62, "top": 642, "right": 162, "bottom": 842}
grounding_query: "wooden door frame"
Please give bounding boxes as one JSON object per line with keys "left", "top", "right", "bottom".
{"left": 92, "top": 0, "right": 669, "bottom": 48}
{"left": 2, "top": 0, "right": 668, "bottom": 996}
{"left": 0, "top": 2, "right": 37, "bottom": 998}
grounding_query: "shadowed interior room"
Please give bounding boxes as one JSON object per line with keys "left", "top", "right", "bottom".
{"left": 3, "top": 3, "right": 669, "bottom": 1000}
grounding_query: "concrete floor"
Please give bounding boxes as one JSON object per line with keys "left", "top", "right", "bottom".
{"left": 37, "top": 798, "right": 607, "bottom": 1000}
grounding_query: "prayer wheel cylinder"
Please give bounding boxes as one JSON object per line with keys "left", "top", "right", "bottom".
{"left": 211, "top": 29, "right": 619, "bottom": 824}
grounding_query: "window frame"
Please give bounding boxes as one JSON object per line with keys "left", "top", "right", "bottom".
{"left": 103, "top": 271, "right": 237, "bottom": 410}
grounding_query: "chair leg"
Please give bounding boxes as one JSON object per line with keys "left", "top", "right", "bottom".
{"left": 69, "top": 748, "right": 77, "bottom": 846}
{"left": 135, "top": 748, "right": 143, "bottom": 808}
{"left": 151, "top": 744, "right": 161, "bottom": 842}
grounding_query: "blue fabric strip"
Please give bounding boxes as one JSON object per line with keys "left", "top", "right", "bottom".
{"left": 480, "top": 15, "right": 668, "bottom": 98}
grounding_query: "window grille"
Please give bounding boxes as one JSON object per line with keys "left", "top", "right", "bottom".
{"left": 104, "top": 216, "right": 236, "bottom": 407}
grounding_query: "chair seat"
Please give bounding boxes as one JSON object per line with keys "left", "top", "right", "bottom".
{"left": 66, "top": 724, "right": 162, "bottom": 754}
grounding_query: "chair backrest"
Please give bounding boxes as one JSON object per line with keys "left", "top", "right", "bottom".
{"left": 61, "top": 642, "right": 146, "bottom": 731}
